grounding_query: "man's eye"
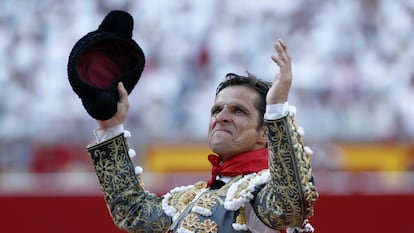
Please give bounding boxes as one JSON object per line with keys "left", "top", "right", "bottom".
{"left": 235, "top": 109, "right": 245, "bottom": 115}
{"left": 211, "top": 109, "right": 221, "bottom": 115}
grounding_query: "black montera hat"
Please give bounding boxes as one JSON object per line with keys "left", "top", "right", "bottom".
{"left": 68, "top": 10, "right": 145, "bottom": 120}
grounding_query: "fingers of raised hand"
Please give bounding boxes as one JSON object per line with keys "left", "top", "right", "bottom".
{"left": 273, "top": 39, "right": 290, "bottom": 66}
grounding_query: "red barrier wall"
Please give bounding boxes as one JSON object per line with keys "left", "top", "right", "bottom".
{"left": 1, "top": 195, "right": 125, "bottom": 233}
{"left": 312, "top": 194, "right": 413, "bottom": 233}
{"left": 2, "top": 194, "right": 413, "bottom": 233}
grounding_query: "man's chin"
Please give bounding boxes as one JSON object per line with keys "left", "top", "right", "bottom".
{"left": 209, "top": 134, "right": 232, "bottom": 146}
{"left": 209, "top": 141, "right": 232, "bottom": 154}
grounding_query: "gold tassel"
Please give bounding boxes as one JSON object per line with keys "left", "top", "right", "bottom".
{"left": 235, "top": 207, "right": 247, "bottom": 225}
{"left": 136, "top": 174, "right": 146, "bottom": 189}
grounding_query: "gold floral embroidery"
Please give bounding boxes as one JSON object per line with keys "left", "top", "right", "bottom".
{"left": 95, "top": 158, "right": 115, "bottom": 186}
{"left": 252, "top": 115, "right": 317, "bottom": 229}
{"left": 88, "top": 134, "right": 172, "bottom": 233}
{"left": 198, "top": 219, "right": 218, "bottom": 233}
{"left": 180, "top": 213, "right": 201, "bottom": 231}
{"left": 194, "top": 193, "right": 216, "bottom": 210}
{"left": 164, "top": 182, "right": 207, "bottom": 216}
{"left": 179, "top": 213, "right": 218, "bottom": 233}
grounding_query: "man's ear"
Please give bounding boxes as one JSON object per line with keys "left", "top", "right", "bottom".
{"left": 258, "top": 125, "right": 267, "bottom": 145}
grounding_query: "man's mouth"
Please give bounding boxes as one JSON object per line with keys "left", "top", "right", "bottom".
{"left": 214, "top": 128, "right": 232, "bottom": 135}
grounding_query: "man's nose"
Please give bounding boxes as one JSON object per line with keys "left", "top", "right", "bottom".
{"left": 216, "top": 110, "right": 231, "bottom": 123}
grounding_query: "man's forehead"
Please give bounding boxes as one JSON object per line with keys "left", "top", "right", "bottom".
{"left": 214, "top": 86, "right": 258, "bottom": 106}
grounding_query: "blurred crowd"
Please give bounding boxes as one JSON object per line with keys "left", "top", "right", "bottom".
{"left": 1, "top": 0, "right": 414, "bottom": 174}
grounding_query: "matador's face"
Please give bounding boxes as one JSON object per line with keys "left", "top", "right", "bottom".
{"left": 208, "top": 86, "right": 266, "bottom": 161}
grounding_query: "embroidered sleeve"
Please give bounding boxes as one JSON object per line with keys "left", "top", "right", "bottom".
{"left": 87, "top": 133, "right": 172, "bottom": 233}
{"left": 253, "top": 114, "right": 318, "bottom": 230}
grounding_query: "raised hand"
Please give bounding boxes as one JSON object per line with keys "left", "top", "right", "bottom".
{"left": 96, "top": 82, "right": 129, "bottom": 129}
{"left": 266, "top": 39, "right": 293, "bottom": 104}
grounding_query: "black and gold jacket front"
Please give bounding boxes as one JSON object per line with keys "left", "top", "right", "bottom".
{"left": 87, "top": 114, "right": 318, "bottom": 233}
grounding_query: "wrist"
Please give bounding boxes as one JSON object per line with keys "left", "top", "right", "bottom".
{"left": 97, "top": 119, "right": 122, "bottom": 129}
{"left": 94, "top": 124, "right": 124, "bottom": 143}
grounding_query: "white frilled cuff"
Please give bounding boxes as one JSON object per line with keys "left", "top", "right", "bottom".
{"left": 265, "top": 102, "right": 297, "bottom": 120}
{"left": 94, "top": 124, "right": 124, "bottom": 143}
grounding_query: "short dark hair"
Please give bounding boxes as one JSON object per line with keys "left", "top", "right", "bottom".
{"left": 216, "top": 72, "right": 271, "bottom": 130}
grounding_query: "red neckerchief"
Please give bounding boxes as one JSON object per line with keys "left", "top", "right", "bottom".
{"left": 206, "top": 148, "right": 269, "bottom": 187}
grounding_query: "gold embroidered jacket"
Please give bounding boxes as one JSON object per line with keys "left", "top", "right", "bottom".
{"left": 87, "top": 115, "right": 318, "bottom": 233}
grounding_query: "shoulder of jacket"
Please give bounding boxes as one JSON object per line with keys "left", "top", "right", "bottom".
{"left": 224, "top": 169, "right": 270, "bottom": 211}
